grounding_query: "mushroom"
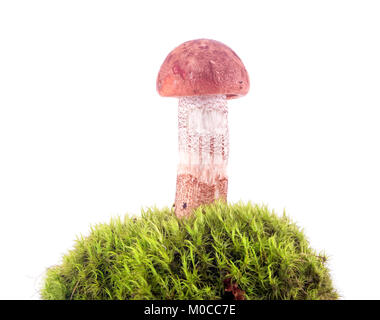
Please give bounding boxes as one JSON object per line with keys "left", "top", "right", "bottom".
{"left": 157, "top": 39, "right": 249, "bottom": 218}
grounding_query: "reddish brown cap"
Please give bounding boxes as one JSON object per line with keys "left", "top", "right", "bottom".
{"left": 157, "top": 39, "right": 249, "bottom": 99}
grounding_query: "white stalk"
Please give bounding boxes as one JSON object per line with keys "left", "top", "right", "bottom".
{"left": 175, "top": 95, "right": 229, "bottom": 217}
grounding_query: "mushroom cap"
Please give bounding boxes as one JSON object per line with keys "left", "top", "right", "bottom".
{"left": 157, "top": 39, "right": 249, "bottom": 99}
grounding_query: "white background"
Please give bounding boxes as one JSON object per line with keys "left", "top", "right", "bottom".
{"left": 0, "top": 0, "right": 379, "bottom": 300}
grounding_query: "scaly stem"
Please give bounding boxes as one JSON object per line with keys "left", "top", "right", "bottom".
{"left": 175, "top": 95, "right": 229, "bottom": 217}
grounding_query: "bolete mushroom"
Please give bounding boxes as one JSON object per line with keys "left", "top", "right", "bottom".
{"left": 157, "top": 39, "right": 249, "bottom": 218}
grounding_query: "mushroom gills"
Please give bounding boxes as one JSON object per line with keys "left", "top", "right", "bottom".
{"left": 175, "top": 94, "right": 229, "bottom": 217}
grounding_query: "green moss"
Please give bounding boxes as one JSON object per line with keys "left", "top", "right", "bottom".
{"left": 41, "top": 201, "right": 338, "bottom": 300}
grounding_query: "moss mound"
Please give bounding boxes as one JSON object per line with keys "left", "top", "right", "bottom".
{"left": 41, "top": 202, "right": 338, "bottom": 300}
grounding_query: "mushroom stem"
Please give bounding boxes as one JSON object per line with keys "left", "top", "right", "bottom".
{"left": 175, "top": 94, "right": 229, "bottom": 218}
